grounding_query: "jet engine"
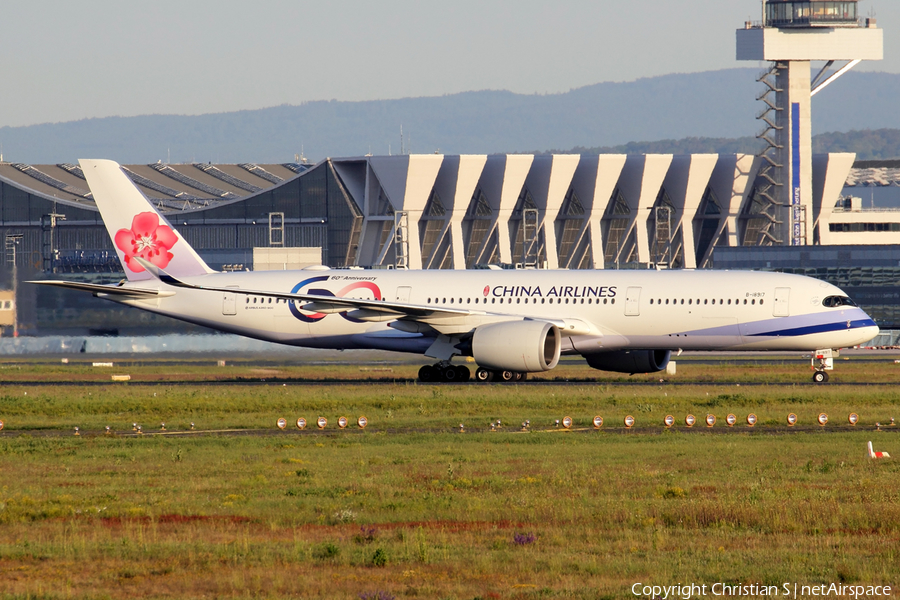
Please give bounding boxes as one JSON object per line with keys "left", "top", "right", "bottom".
{"left": 585, "top": 350, "right": 671, "bottom": 374}
{"left": 472, "top": 320, "right": 561, "bottom": 372}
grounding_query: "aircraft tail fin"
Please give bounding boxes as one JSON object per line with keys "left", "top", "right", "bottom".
{"left": 79, "top": 159, "right": 214, "bottom": 281}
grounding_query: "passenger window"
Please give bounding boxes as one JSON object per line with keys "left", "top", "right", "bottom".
{"left": 611, "top": 299, "right": 615, "bottom": 305}
{"left": 688, "top": 299, "right": 692, "bottom": 305}
{"left": 727, "top": 299, "right": 731, "bottom": 305}
{"left": 743, "top": 299, "right": 747, "bottom": 305}
{"left": 704, "top": 299, "right": 708, "bottom": 305}
{"left": 650, "top": 299, "right": 654, "bottom": 305}
{"left": 752, "top": 299, "right": 756, "bottom": 305}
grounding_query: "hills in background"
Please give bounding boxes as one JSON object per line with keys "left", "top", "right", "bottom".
{"left": 2, "top": 68, "right": 900, "bottom": 164}
{"left": 553, "top": 129, "right": 900, "bottom": 160}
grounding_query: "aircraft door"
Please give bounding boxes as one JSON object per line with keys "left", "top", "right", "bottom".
{"left": 395, "top": 286, "right": 412, "bottom": 303}
{"left": 773, "top": 287, "right": 790, "bottom": 317}
{"left": 222, "top": 286, "right": 237, "bottom": 316}
{"left": 625, "top": 286, "right": 641, "bottom": 316}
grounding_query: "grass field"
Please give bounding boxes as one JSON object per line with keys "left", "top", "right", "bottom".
{"left": 0, "top": 356, "right": 898, "bottom": 599}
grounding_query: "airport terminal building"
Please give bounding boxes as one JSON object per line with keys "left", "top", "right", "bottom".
{"left": 0, "top": 152, "right": 899, "bottom": 335}
{"left": 0, "top": 152, "right": 880, "bottom": 273}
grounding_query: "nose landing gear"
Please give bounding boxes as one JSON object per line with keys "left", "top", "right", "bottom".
{"left": 811, "top": 349, "right": 835, "bottom": 383}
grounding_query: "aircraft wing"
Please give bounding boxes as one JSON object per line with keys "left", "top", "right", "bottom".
{"left": 27, "top": 280, "right": 173, "bottom": 298}
{"left": 133, "top": 258, "right": 595, "bottom": 336}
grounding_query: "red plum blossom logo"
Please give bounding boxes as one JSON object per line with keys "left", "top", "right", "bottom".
{"left": 114, "top": 212, "right": 178, "bottom": 272}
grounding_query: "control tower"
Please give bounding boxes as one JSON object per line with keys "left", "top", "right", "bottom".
{"left": 736, "top": 1, "right": 882, "bottom": 246}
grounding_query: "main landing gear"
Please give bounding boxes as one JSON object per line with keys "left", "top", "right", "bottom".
{"left": 416, "top": 364, "right": 528, "bottom": 383}
{"left": 418, "top": 363, "right": 470, "bottom": 383}
{"left": 474, "top": 367, "right": 527, "bottom": 383}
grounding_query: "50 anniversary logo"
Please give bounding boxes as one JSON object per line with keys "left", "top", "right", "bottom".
{"left": 289, "top": 276, "right": 382, "bottom": 323}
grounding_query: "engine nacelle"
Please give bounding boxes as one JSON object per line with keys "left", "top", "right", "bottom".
{"left": 472, "top": 320, "right": 561, "bottom": 372}
{"left": 585, "top": 350, "right": 671, "bottom": 374}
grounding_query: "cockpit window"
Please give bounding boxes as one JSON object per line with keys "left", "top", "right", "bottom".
{"left": 822, "top": 296, "right": 857, "bottom": 308}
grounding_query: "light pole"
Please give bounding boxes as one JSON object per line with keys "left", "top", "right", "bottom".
{"left": 5, "top": 234, "right": 23, "bottom": 337}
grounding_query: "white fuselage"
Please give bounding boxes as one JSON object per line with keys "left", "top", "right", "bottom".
{"left": 109, "top": 268, "right": 878, "bottom": 356}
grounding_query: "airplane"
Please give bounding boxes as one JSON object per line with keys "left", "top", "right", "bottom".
{"left": 30, "top": 159, "right": 879, "bottom": 384}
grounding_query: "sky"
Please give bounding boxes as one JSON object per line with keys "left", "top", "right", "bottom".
{"left": 1, "top": 0, "right": 897, "bottom": 128}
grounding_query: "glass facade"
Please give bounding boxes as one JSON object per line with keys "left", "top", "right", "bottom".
{"left": 766, "top": 1, "right": 858, "bottom": 27}
{"left": 714, "top": 246, "right": 900, "bottom": 329}
{"left": 0, "top": 159, "right": 362, "bottom": 274}
{"left": 463, "top": 189, "right": 497, "bottom": 268}
{"left": 601, "top": 188, "right": 635, "bottom": 267}
{"left": 555, "top": 187, "right": 591, "bottom": 269}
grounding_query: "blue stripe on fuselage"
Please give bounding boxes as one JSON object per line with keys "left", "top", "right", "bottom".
{"left": 748, "top": 318, "right": 877, "bottom": 338}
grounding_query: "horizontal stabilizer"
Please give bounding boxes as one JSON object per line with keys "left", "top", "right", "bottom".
{"left": 27, "top": 280, "right": 172, "bottom": 298}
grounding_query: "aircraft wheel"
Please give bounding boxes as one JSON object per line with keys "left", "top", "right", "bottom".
{"left": 475, "top": 367, "right": 493, "bottom": 382}
{"left": 418, "top": 365, "right": 436, "bottom": 382}
{"left": 812, "top": 370, "right": 829, "bottom": 383}
{"left": 513, "top": 372, "right": 524, "bottom": 382}
{"left": 455, "top": 365, "right": 470, "bottom": 382}
{"left": 499, "top": 370, "right": 515, "bottom": 382}
{"left": 442, "top": 366, "right": 459, "bottom": 382}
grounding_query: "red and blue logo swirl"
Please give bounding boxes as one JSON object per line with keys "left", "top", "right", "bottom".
{"left": 289, "top": 276, "right": 382, "bottom": 323}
